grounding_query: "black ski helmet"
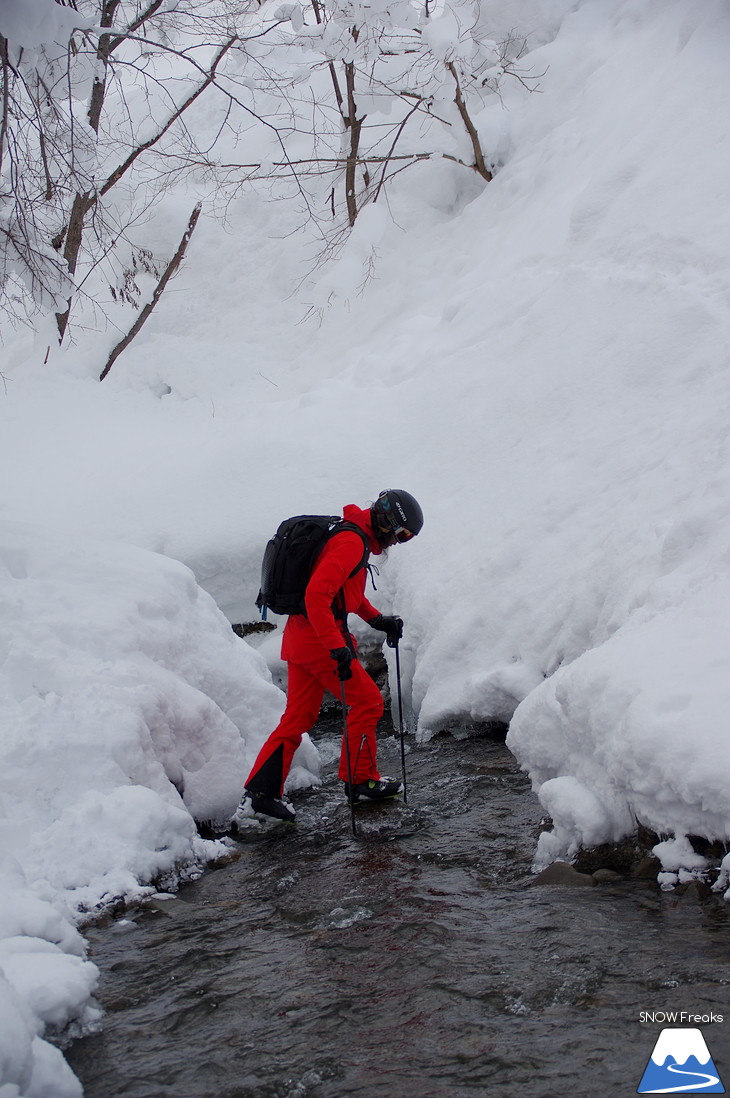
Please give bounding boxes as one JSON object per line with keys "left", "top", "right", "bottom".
{"left": 372, "top": 489, "right": 424, "bottom": 541}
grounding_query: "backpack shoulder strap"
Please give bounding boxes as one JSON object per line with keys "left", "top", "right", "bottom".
{"left": 329, "top": 521, "right": 370, "bottom": 578}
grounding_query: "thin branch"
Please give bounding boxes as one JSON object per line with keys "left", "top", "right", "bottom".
{"left": 446, "top": 61, "right": 492, "bottom": 182}
{"left": 372, "top": 99, "right": 421, "bottom": 204}
{"left": 310, "top": 0, "right": 344, "bottom": 114}
{"left": 106, "top": 0, "right": 165, "bottom": 56}
{"left": 100, "top": 202, "right": 202, "bottom": 382}
{"left": 100, "top": 36, "right": 237, "bottom": 197}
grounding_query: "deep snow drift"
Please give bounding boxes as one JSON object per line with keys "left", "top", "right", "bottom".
{"left": 3, "top": 0, "right": 730, "bottom": 1093}
{"left": 0, "top": 521, "right": 322, "bottom": 1097}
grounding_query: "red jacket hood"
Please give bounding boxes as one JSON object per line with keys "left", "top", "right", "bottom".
{"left": 342, "top": 503, "right": 383, "bottom": 555}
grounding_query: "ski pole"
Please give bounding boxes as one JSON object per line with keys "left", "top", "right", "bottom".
{"left": 340, "top": 678, "right": 358, "bottom": 838}
{"left": 393, "top": 640, "right": 408, "bottom": 804}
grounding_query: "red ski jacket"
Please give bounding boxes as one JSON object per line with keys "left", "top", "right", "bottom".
{"left": 281, "top": 504, "right": 381, "bottom": 662}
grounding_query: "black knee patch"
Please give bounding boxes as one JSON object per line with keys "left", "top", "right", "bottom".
{"left": 246, "top": 743, "right": 285, "bottom": 798}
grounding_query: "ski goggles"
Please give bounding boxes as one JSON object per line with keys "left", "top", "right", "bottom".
{"left": 379, "top": 506, "right": 417, "bottom": 543}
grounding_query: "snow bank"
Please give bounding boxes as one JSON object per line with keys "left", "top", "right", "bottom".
{"left": 0, "top": 850, "right": 92, "bottom": 1098}
{"left": 509, "top": 574, "right": 730, "bottom": 869}
{"left": 0, "top": 8, "right": 729, "bottom": 1049}
{"left": 0, "top": 0, "right": 92, "bottom": 53}
{"left": 0, "top": 520, "right": 294, "bottom": 1095}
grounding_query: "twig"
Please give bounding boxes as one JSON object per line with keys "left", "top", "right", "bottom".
{"left": 99, "top": 202, "right": 201, "bottom": 381}
{"left": 446, "top": 62, "right": 492, "bottom": 182}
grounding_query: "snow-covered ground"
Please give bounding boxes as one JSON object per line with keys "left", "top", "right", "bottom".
{"left": 3, "top": 0, "right": 730, "bottom": 1093}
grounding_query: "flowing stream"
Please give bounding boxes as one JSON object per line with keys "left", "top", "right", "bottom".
{"left": 67, "top": 718, "right": 730, "bottom": 1097}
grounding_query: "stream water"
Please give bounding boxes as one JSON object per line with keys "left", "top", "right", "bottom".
{"left": 67, "top": 719, "right": 730, "bottom": 1098}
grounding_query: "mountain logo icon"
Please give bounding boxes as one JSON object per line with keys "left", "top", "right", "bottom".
{"left": 638, "top": 1027, "right": 725, "bottom": 1093}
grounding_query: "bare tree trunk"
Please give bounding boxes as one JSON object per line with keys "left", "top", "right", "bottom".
{"left": 0, "top": 36, "right": 10, "bottom": 178}
{"left": 88, "top": 0, "right": 122, "bottom": 133}
{"left": 446, "top": 62, "right": 492, "bottom": 182}
{"left": 99, "top": 202, "right": 201, "bottom": 382}
{"left": 90, "top": 0, "right": 167, "bottom": 129}
{"left": 54, "top": 189, "right": 95, "bottom": 340}
{"left": 344, "top": 58, "right": 364, "bottom": 226}
{"left": 310, "top": 5, "right": 363, "bottom": 225}
{"left": 55, "top": 0, "right": 119, "bottom": 341}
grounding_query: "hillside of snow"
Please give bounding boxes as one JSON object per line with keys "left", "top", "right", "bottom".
{"left": 2, "top": 0, "right": 730, "bottom": 1093}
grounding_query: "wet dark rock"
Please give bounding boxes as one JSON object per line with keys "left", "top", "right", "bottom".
{"left": 232, "top": 621, "right": 277, "bottom": 637}
{"left": 687, "top": 834, "right": 729, "bottom": 860}
{"left": 531, "top": 862, "right": 596, "bottom": 887}
{"left": 675, "top": 879, "right": 714, "bottom": 903}
{"left": 632, "top": 855, "right": 662, "bottom": 880}
{"left": 592, "top": 868, "right": 624, "bottom": 883}
{"left": 570, "top": 824, "right": 728, "bottom": 888}
{"left": 431, "top": 719, "right": 509, "bottom": 741}
{"left": 572, "top": 829, "right": 660, "bottom": 876}
{"left": 144, "top": 897, "right": 190, "bottom": 918}
{"left": 637, "top": 823, "right": 662, "bottom": 848}
{"left": 356, "top": 643, "right": 389, "bottom": 691}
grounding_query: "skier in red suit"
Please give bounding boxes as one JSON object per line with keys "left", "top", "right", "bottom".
{"left": 235, "top": 489, "right": 424, "bottom": 826}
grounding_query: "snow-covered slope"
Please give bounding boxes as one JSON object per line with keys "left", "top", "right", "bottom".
{"left": 0, "top": 523, "right": 318, "bottom": 1096}
{"left": 2, "top": 0, "right": 730, "bottom": 1092}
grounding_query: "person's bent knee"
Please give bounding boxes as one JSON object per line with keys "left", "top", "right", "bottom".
{"left": 370, "top": 690, "right": 385, "bottom": 720}
{"left": 350, "top": 678, "right": 384, "bottom": 720}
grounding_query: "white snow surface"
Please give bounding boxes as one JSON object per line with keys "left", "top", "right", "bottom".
{"left": 0, "top": 0, "right": 92, "bottom": 52}
{"left": 0, "top": 525, "right": 308, "bottom": 1096}
{"left": 3, "top": 0, "right": 730, "bottom": 1092}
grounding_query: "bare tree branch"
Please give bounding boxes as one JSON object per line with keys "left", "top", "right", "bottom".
{"left": 0, "top": 36, "right": 10, "bottom": 177}
{"left": 446, "top": 61, "right": 492, "bottom": 182}
{"left": 99, "top": 35, "right": 237, "bottom": 197}
{"left": 310, "top": 0, "right": 344, "bottom": 114}
{"left": 372, "top": 99, "right": 422, "bottom": 204}
{"left": 87, "top": 0, "right": 122, "bottom": 132}
{"left": 106, "top": 0, "right": 165, "bottom": 56}
{"left": 99, "top": 201, "right": 201, "bottom": 381}
{"left": 56, "top": 31, "right": 238, "bottom": 341}
{"left": 344, "top": 58, "right": 364, "bottom": 226}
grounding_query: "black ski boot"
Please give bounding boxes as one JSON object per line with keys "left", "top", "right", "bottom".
{"left": 231, "top": 790, "right": 296, "bottom": 835}
{"left": 343, "top": 776, "right": 403, "bottom": 803}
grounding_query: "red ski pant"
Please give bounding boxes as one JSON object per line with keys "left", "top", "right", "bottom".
{"left": 244, "top": 654, "right": 384, "bottom": 798}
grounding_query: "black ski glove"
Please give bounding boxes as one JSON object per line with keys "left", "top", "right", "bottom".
{"left": 330, "top": 646, "right": 353, "bottom": 681}
{"left": 369, "top": 614, "right": 404, "bottom": 648}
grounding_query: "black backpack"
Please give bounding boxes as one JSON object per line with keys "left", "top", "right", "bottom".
{"left": 255, "top": 515, "right": 370, "bottom": 619}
